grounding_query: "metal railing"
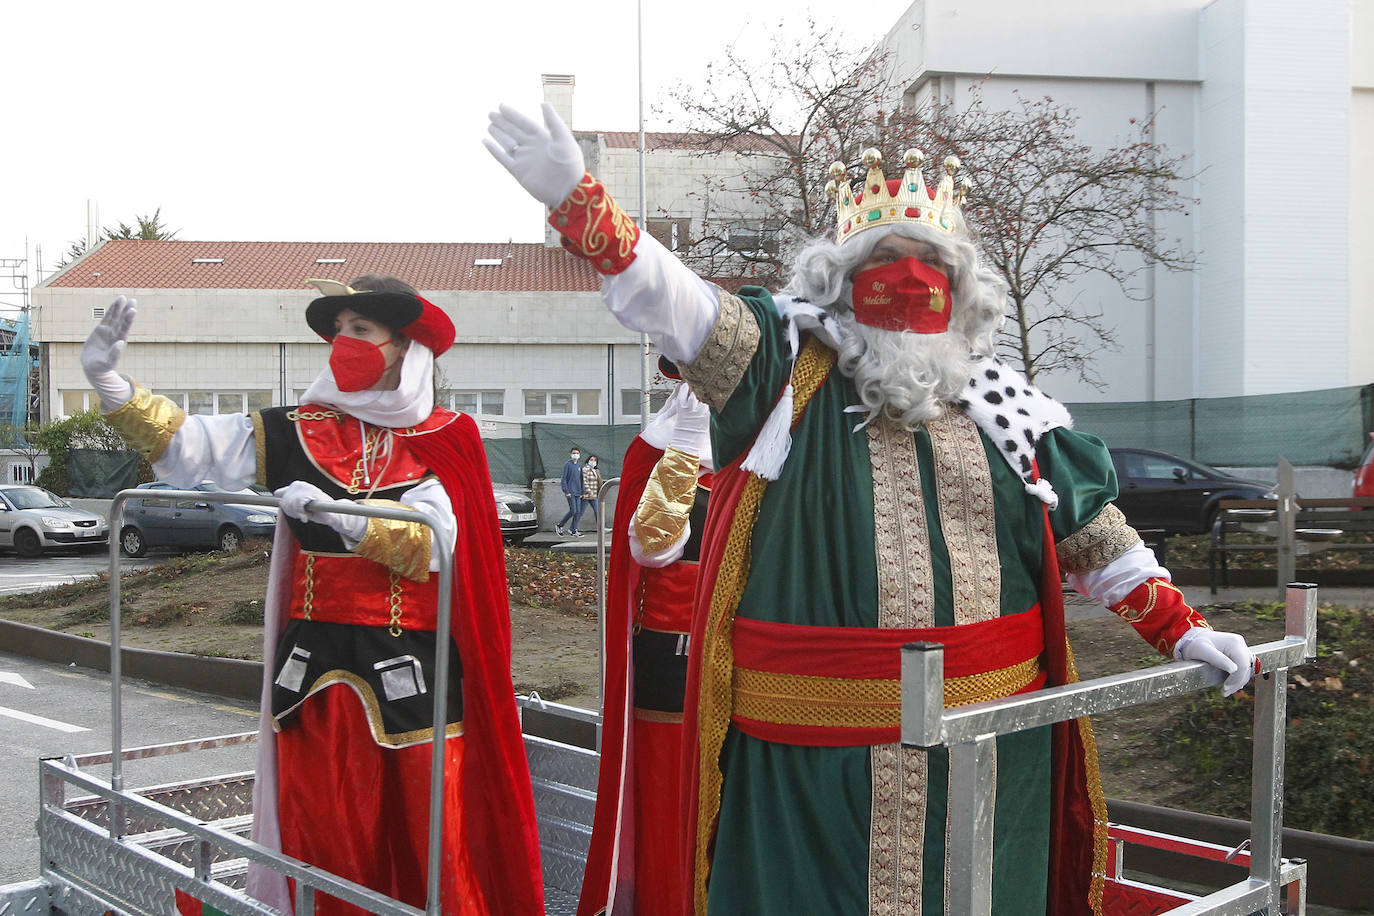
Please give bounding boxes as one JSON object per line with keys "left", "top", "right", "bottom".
{"left": 91, "top": 487, "right": 456, "bottom": 916}
{"left": 901, "top": 582, "right": 1319, "bottom": 915}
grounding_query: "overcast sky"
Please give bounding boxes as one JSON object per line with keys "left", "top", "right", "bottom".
{"left": 0, "top": 0, "right": 915, "bottom": 313}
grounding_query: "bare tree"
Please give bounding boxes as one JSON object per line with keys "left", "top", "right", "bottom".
{"left": 664, "top": 26, "right": 1195, "bottom": 387}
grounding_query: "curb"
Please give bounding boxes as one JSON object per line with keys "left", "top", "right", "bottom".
{"left": 0, "top": 618, "right": 261, "bottom": 702}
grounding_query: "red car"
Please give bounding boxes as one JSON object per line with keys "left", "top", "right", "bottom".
{"left": 1356, "top": 433, "right": 1374, "bottom": 498}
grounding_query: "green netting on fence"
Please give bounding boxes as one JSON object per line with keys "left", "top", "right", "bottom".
{"left": 67, "top": 447, "right": 141, "bottom": 497}
{"left": 1068, "top": 384, "right": 1374, "bottom": 469}
{"left": 0, "top": 311, "right": 34, "bottom": 435}
{"left": 482, "top": 423, "right": 643, "bottom": 485}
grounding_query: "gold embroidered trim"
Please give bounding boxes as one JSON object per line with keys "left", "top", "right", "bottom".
{"left": 1056, "top": 503, "right": 1139, "bottom": 576}
{"left": 286, "top": 408, "right": 341, "bottom": 421}
{"left": 692, "top": 337, "right": 834, "bottom": 915}
{"left": 679, "top": 290, "right": 761, "bottom": 412}
{"left": 866, "top": 414, "right": 936, "bottom": 912}
{"left": 103, "top": 383, "right": 186, "bottom": 462}
{"left": 634, "top": 446, "right": 701, "bottom": 555}
{"left": 930, "top": 409, "right": 1001, "bottom": 626}
{"left": 1066, "top": 643, "right": 1109, "bottom": 914}
{"left": 272, "top": 670, "right": 463, "bottom": 748}
{"left": 353, "top": 498, "right": 432, "bottom": 583}
{"left": 302, "top": 554, "right": 316, "bottom": 620}
{"left": 633, "top": 708, "right": 685, "bottom": 724}
{"left": 250, "top": 411, "right": 268, "bottom": 489}
{"left": 550, "top": 173, "right": 638, "bottom": 269}
{"left": 733, "top": 657, "right": 1041, "bottom": 729}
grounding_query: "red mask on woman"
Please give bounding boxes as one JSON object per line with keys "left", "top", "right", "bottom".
{"left": 851, "top": 257, "right": 952, "bottom": 334}
{"left": 329, "top": 335, "right": 391, "bottom": 391}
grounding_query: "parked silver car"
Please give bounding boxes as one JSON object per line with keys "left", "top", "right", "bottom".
{"left": 0, "top": 484, "right": 110, "bottom": 557}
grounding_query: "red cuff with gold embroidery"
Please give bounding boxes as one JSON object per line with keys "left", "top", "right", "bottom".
{"left": 1109, "top": 578, "right": 1211, "bottom": 658}
{"left": 547, "top": 172, "right": 640, "bottom": 274}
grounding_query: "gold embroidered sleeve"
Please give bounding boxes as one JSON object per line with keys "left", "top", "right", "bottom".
{"left": 250, "top": 411, "right": 268, "bottom": 488}
{"left": 634, "top": 446, "right": 700, "bottom": 555}
{"left": 1056, "top": 503, "right": 1139, "bottom": 575}
{"left": 103, "top": 382, "right": 186, "bottom": 463}
{"left": 678, "top": 289, "right": 760, "bottom": 412}
{"left": 353, "top": 498, "right": 432, "bottom": 583}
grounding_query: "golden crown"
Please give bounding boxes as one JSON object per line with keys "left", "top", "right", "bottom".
{"left": 826, "top": 148, "right": 971, "bottom": 245}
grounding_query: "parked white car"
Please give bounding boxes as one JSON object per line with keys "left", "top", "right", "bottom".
{"left": 0, "top": 484, "right": 110, "bottom": 557}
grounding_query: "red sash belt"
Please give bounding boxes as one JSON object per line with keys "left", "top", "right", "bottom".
{"left": 289, "top": 551, "right": 441, "bottom": 632}
{"left": 637, "top": 561, "right": 698, "bottom": 633}
{"left": 730, "top": 605, "right": 1047, "bottom": 747}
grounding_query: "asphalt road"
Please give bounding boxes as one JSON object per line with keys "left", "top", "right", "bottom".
{"left": 0, "top": 550, "right": 158, "bottom": 596}
{"left": 0, "top": 648, "right": 259, "bottom": 886}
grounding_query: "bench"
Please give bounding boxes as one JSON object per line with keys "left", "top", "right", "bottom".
{"left": 1208, "top": 496, "right": 1374, "bottom": 593}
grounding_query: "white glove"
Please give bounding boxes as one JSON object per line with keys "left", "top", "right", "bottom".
{"left": 81, "top": 295, "right": 137, "bottom": 410}
{"left": 669, "top": 385, "right": 711, "bottom": 457}
{"left": 483, "top": 102, "right": 585, "bottom": 208}
{"left": 1176, "top": 627, "right": 1255, "bottom": 696}
{"left": 274, "top": 481, "right": 366, "bottom": 543}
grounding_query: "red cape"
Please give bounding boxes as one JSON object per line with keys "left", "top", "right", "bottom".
{"left": 407, "top": 412, "right": 544, "bottom": 915}
{"left": 577, "top": 435, "right": 665, "bottom": 916}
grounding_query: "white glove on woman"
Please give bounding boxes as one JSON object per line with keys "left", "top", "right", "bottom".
{"left": 81, "top": 295, "right": 137, "bottom": 410}
{"left": 274, "top": 481, "right": 366, "bottom": 543}
{"left": 1176, "top": 627, "right": 1255, "bottom": 696}
{"left": 483, "top": 102, "right": 585, "bottom": 208}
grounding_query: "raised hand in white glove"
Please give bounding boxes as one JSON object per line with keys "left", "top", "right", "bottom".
{"left": 274, "top": 481, "right": 366, "bottom": 543}
{"left": 1176, "top": 627, "right": 1255, "bottom": 696}
{"left": 81, "top": 295, "right": 137, "bottom": 410}
{"left": 483, "top": 102, "right": 585, "bottom": 208}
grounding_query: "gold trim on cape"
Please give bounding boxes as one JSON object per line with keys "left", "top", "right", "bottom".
{"left": 250, "top": 411, "right": 268, "bottom": 488}
{"left": 1056, "top": 503, "right": 1139, "bottom": 575}
{"left": 679, "top": 290, "right": 761, "bottom": 412}
{"left": 692, "top": 337, "right": 834, "bottom": 915}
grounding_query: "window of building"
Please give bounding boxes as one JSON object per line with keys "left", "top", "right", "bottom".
{"left": 8, "top": 463, "right": 34, "bottom": 483}
{"left": 647, "top": 217, "right": 692, "bottom": 252}
{"left": 61, "top": 390, "right": 93, "bottom": 416}
{"left": 621, "top": 387, "right": 672, "bottom": 417}
{"left": 523, "top": 389, "right": 599, "bottom": 417}
{"left": 725, "top": 219, "right": 782, "bottom": 255}
{"left": 152, "top": 390, "right": 275, "bottom": 415}
{"left": 440, "top": 389, "right": 505, "bottom": 416}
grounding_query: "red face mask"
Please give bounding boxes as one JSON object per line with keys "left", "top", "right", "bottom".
{"left": 329, "top": 334, "right": 391, "bottom": 391}
{"left": 851, "top": 257, "right": 952, "bottom": 334}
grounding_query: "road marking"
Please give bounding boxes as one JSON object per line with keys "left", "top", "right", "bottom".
{"left": 0, "top": 705, "right": 89, "bottom": 733}
{"left": 0, "top": 673, "right": 35, "bottom": 689}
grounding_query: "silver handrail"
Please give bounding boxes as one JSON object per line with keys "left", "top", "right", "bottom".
{"left": 901, "top": 582, "right": 1319, "bottom": 915}
{"left": 106, "top": 488, "right": 455, "bottom": 916}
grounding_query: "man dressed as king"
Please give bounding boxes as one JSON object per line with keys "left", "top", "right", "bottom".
{"left": 486, "top": 102, "right": 1255, "bottom": 915}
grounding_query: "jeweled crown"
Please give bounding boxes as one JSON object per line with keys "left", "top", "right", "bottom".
{"left": 826, "top": 148, "right": 971, "bottom": 245}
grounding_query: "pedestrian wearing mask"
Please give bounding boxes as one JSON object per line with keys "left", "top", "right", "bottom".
{"left": 557, "top": 447, "right": 584, "bottom": 536}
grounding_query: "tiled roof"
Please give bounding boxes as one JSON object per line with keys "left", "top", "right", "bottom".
{"left": 44, "top": 240, "right": 603, "bottom": 292}
{"left": 592, "top": 131, "right": 789, "bottom": 154}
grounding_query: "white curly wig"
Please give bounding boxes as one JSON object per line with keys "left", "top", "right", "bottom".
{"left": 783, "top": 222, "right": 1007, "bottom": 430}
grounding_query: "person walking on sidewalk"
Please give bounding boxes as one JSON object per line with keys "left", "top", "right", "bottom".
{"left": 556, "top": 447, "right": 584, "bottom": 536}
{"left": 578, "top": 454, "right": 603, "bottom": 532}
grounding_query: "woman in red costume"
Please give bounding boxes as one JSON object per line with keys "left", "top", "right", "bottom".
{"left": 579, "top": 362, "right": 712, "bottom": 916}
{"left": 82, "top": 276, "right": 543, "bottom": 915}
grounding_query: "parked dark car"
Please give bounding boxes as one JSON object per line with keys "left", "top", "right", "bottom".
{"left": 0, "top": 484, "right": 109, "bottom": 557}
{"left": 1109, "top": 448, "right": 1275, "bottom": 535}
{"left": 495, "top": 484, "right": 538, "bottom": 545}
{"left": 119, "top": 482, "right": 277, "bottom": 557}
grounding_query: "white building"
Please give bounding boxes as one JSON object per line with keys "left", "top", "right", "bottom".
{"left": 880, "top": 0, "right": 1368, "bottom": 402}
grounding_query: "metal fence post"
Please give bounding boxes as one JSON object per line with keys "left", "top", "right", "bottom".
{"left": 946, "top": 735, "right": 996, "bottom": 915}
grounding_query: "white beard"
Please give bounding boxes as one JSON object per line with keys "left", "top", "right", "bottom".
{"left": 834, "top": 314, "right": 974, "bottom": 431}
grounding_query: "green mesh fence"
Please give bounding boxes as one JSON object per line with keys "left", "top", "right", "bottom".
{"left": 67, "top": 447, "right": 141, "bottom": 498}
{"left": 1068, "top": 384, "right": 1374, "bottom": 469}
{"left": 481, "top": 423, "right": 643, "bottom": 485}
